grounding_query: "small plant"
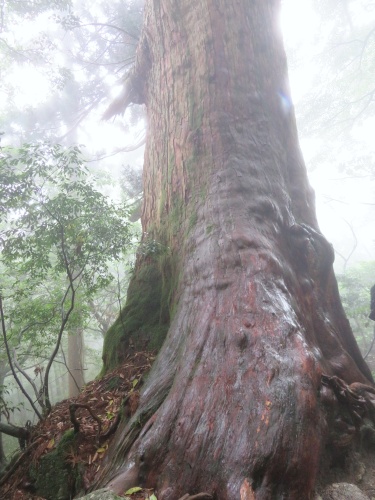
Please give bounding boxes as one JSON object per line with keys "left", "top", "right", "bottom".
{"left": 138, "top": 233, "right": 169, "bottom": 258}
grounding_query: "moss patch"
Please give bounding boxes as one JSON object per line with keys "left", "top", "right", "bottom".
{"left": 102, "top": 258, "right": 172, "bottom": 374}
{"left": 101, "top": 193, "right": 188, "bottom": 375}
{"left": 188, "top": 211, "right": 198, "bottom": 231}
{"left": 30, "top": 429, "right": 81, "bottom": 500}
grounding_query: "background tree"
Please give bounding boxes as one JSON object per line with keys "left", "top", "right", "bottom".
{"left": 92, "top": 1, "right": 374, "bottom": 499}
{"left": 0, "top": 142, "right": 133, "bottom": 416}
{"left": 0, "top": 0, "right": 143, "bottom": 147}
{"left": 0, "top": 0, "right": 145, "bottom": 460}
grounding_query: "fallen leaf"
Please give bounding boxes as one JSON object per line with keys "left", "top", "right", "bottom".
{"left": 47, "top": 438, "right": 55, "bottom": 449}
{"left": 125, "top": 486, "right": 143, "bottom": 495}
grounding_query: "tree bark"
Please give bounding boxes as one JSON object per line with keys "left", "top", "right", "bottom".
{"left": 99, "top": 1, "right": 374, "bottom": 498}
{"left": 67, "top": 328, "right": 85, "bottom": 397}
{"left": 0, "top": 370, "right": 7, "bottom": 470}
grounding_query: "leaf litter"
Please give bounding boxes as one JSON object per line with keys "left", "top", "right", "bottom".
{"left": 0, "top": 351, "right": 156, "bottom": 500}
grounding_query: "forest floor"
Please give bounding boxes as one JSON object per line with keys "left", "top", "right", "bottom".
{"left": 1, "top": 353, "right": 375, "bottom": 500}
{"left": 315, "top": 445, "right": 375, "bottom": 499}
{"left": 0, "top": 351, "right": 156, "bottom": 500}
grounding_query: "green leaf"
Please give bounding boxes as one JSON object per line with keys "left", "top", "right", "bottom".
{"left": 125, "top": 487, "right": 142, "bottom": 495}
{"left": 148, "top": 494, "right": 158, "bottom": 500}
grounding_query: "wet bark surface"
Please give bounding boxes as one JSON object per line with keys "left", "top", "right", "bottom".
{"left": 98, "top": 1, "right": 374, "bottom": 499}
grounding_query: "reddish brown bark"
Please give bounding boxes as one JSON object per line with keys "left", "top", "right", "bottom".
{"left": 99, "top": 1, "right": 373, "bottom": 498}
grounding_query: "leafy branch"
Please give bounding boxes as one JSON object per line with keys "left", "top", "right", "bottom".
{"left": 0, "top": 142, "right": 134, "bottom": 420}
{"left": 0, "top": 295, "right": 43, "bottom": 420}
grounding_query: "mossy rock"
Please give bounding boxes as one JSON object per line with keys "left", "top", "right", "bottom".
{"left": 29, "top": 429, "right": 81, "bottom": 500}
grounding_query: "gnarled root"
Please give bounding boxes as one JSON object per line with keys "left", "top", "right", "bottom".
{"left": 321, "top": 374, "right": 375, "bottom": 449}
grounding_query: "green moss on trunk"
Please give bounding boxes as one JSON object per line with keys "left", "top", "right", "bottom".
{"left": 102, "top": 255, "right": 173, "bottom": 373}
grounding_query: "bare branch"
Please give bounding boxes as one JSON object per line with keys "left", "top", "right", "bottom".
{"left": 0, "top": 296, "right": 43, "bottom": 420}
{"left": 12, "top": 349, "right": 45, "bottom": 411}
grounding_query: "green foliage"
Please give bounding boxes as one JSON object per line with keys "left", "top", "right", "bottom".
{"left": 0, "top": 142, "right": 132, "bottom": 294}
{"left": 0, "top": 384, "right": 23, "bottom": 421}
{"left": 125, "top": 487, "right": 142, "bottom": 495}
{"left": 0, "top": 142, "right": 134, "bottom": 413}
{"left": 337, "top": 261, "right": 375, "bottom": 357}
{"left": 137, "top": 235, "right": 169, "bottom": 258}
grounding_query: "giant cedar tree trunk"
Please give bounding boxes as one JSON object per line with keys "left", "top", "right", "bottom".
{"left": 99, "top": 1, "right": 374, "bottom": 498}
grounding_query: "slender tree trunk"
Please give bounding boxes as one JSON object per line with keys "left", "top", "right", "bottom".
{"left": 0, "top": 371, "right": 7, "bottom": 470}
{"left": 99, "top": 1, "right": 373, "bottom": 498}
{"left": 67, "top": 328, "right": 85, "bottom": 397}
{"left": 0, "top": 425, "right": 5, "bottom": 472}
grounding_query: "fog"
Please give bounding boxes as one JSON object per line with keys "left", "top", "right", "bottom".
{"left": 0, "top": 0, "right": 374, "bottom": 461}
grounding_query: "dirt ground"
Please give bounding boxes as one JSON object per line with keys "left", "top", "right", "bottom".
{"left": 315, "top": 447, "right": 375, "bottom": 499}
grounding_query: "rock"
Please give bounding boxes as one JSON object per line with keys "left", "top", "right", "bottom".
{"left": 321, "top": 482, "right": 369, "bottom": 500}
{"left": 353, "top": 459, "right": 366, "bottom": 482}
{"left": 77, "top": 489, "right": 124, "bottom": 499}
{"left": 29, "top": 429, "right": 81, "bottom": 500}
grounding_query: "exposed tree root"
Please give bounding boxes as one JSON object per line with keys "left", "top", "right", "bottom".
{"left": 0, "top": 422, "right": 30, "bottom": 441}
{"left": 322, "top": 374, "right": 375, "bottom": 424}
{"left": 69, "top": 403, "right": 102, "bottom": 444}
{"left": 0, "top": 352, "right": 154, "bottom": 499}
{"left": 321, "top": 374, "right": 375, "bottom": 453}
